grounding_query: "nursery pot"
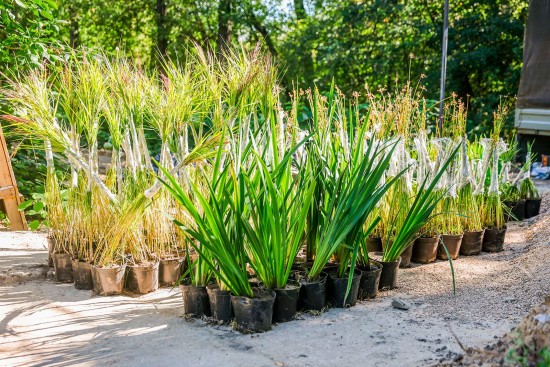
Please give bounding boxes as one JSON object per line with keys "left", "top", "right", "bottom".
{"left": 52, "top": 252, "right": 73, "bottom": 283}
{"left": 180, "top": 281, "right": 211, "bottom": 317}
{"left": 357, "top": 261, "right": 382, "bottom": 300}
{"left": 525, "top": 198, "right": 542, "bottom": 218}
{"left": 159, "top": 258, "right": 183, "bottom": 287}
{"left": 328, "top": 269, "right": 362, "bottom": 308}
{"left": 412, "top": 236, "right": 439, "bottom": 264}
{"left": 207, "top": 284, "right": 233, "bottom": 323}
{"left": 297, "top": 271, "right": 328, "bottom": 311}
{"left": 370, "top": 252, "right": 401, "bottom": 290}
{"left": 438, "top": 234, "right": 463, "bottom": 260}
{"left": 273, "top": 281, "right": 301, "bottom": 323}
{"left": 482, "top": 226, "right": 507, "bottom": 253}
{"left": 47, "top": 237, "right": 55, "bottom": 267}
{"left": 71, "top": 259, "right": 93, "bottom": 290}
{"left": 503, "top": 200, "right": 525, "bottom": 221}
{"left": 460, "top": 230, "right": 484, "bottom": 256}
{"left": 125, "top": 262, "right": 159, "bottom": 294}
{"left": 231, "top": 288, "right": 276, "bottom": 333}
{"left": 365, "top": 236, "right": 383, "bottom": 253}
{"left": 399, "top": 243, "right": 414, "bottom": 268}
{"left": 92, "top": 264, "right": 127, "bottom": 296}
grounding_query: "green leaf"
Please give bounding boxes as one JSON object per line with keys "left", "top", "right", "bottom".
{"left": 33, "top": 201, "right": 44, "bottom": 212}
{"left": 18, "top": 200, "right": 33, "bottom": 211}
{"left": 38, "top": 9, "right": 53, "bottom": 20}
{"left": 28, "top": 220, "right": 40, "bottom": 231}
{"left": 14, "top": 0, "right": 27, "bottom": 8}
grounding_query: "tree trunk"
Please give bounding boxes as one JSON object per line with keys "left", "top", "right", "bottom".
{"left": 294, "top": 0, "right": 307, "bottom": 20}
{"left": 217, "top": 0, "right": 232, "bottom": 55}
{"left": 156, "top": 0, "right": 168, "bottom": 58}
{"left": 68, "top": 2, "right": 79, "bottom": 48}
{"left": 294, "top": 0, "right": 314, "bottom": 85}
{"left": 248, "top": 11, "right": 277, "bottom": 57}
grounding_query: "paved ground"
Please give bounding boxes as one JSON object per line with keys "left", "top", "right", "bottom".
{"left": 1, "top": 186, "right": 550, "bottom": 367}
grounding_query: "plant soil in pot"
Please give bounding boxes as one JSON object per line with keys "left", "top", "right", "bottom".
{"left": 399, "top": 243, "right": 414, "bottom": 268}
{"left": 159, "top": 258, "right": 183, "bottom": 287}
{"left": 207, "top": 284, "right": 233, "bottom": 323}
{"left": 482, "top": 226, "right": 507, "bottom": 253}
{"left": 328, "top": 269, "right": 362, "bottom": 308}
{"left": 369, "top": 252, "right": 401, "bottom": 291}
{"left": 438, "top": 234, "right": 463, "bottom": 260}
{"left": 125, "top": 261, "right": 159, "bottom": 294}
{"left": 525, "top": 198, "right": 542, "bottom": 218}
{"left": 92, "top": 264, "right": 127, "bottom": 296}
{"left": 273, "top": 281, "right": 301, "bottom": 323}
{"left": 71, "top": 259, "right": 93, "bottom": 290}
{"left": 180, "top": 281, "right": 211, "bottom": 317}
{"left": 365, "top": 236, "right": 383, "bottom": 252}
{"left": 52, "top": 252, "right": 73, "bottom": 283}
{"left": 460, "top": 230, "right": 484, "bottom": 256}
{"left": 231, "top": 288, "right": 276, "bottom": 333}
{"left": 357, "top": 261, "right": 382, "bottom": 300}
{"left": 412, "top": 236, "right": 439, "bottom": 264}
{"left": 296, "top": 271, "right": 328, "bottom": 311}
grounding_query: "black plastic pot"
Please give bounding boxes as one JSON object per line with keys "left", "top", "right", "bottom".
{"left": 328, "top": 269, "right": 362, "bottom": 308}
{"left": 159, "top": 258, "right": 183, "bottom": 287}
{"left": 273, "top": 281, "right": 301, "bottom": 323}
{"left": 52, "top": 252, "right": 73, "bottom": 283}
{"left": 207, "top": 284, "right": 233, "bottom": 323}
{"left": 297, "top": 271, "right": 328, "bottom": 311}
{"left": 438, "top": 234, "right": 463, "bottom": 260}
{"left": 125, "top": 262, "right": 159, "bottom": 294}
{"left": 365, "top": 236, "right": 383, "bottom": 252}
{"left": 525, "top": 198, "right": 542, "bottom": 218}
{"left": 231, "top": 288, "right": 276, "bottom": 333}
{"left": 180, "top": 281, "right": 211, "bottom": 317}
{"left": 503, "top": 200, "right": 525, "bottom": 221}
{"left": 71, "top": 259, "right": 93, "bottom": 290}
{"left": 370, "top": 252, "right": 401, "bottom": 290}
{"left": 92, "top": 264, "right": 127, "bottom": 295}
{"left": 482, "top": 226, "right": 507, "bottom": 253}
{"left": 400, "top": 243, "right": 414, "bottom": 268}
{"left": 412, "top": 236, "right": 439, "bottom": 264}
{"left": 357, "top": 261, "right": 382, "bottom": 300}
{"left": 460, "top": 230, "right": 484, "bottom": 256}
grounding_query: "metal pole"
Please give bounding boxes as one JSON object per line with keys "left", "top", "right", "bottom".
{"left": 437, "top": 0, "right": 449, "bottom": 136}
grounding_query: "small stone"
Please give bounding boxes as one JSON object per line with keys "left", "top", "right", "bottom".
{"left": 392, "top": 298, "right": 410, "bottom": 310}
{"left": 534, "top": 314, "right": 550, "bottom": 324}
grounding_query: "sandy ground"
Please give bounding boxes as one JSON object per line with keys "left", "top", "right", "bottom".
{"left": 1, "top": 191, "right": 550, "bottom": 367}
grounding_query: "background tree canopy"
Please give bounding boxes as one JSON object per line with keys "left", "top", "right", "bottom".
{"left": 0, "top": 0, "right": 528, "bottom": 198}
{"left": 2, "top": 0, "right": 529, "bottom": 132}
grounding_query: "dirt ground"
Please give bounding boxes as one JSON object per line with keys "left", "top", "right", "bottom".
{"left": 1, "top": 189, "right": 550, "bottom": 367}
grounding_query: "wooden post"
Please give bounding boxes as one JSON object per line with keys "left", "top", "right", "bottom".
{"left": 0, "top": 124, "right": 27, "bottom": 230}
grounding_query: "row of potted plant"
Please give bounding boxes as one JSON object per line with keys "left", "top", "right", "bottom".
{"left": 2, "top": 46, "right": 538, "bottom": 333}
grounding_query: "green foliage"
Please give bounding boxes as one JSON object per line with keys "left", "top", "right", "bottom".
{"left": 0, "top": 0, "right": 65, "bottom": 70}
{"left": 18, "top": 191, "right": 47, "bottom": 230}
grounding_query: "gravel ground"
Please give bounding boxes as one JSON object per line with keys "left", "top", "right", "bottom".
{"left": 1, "top": 193, "right": 549, "bottom": 367}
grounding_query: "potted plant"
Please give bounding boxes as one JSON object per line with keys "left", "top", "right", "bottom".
{"left": 304, "top": 122, "right": 400, "bottom": 308}
{"left": 380, "top": 144, "right": 460, "bottom": 289}
{"left": 356, "top": 241, "right": 382, "bottom": 300}
{"left": 482, "top": 105, "right": 508, "bottom": 253}
{"left": 520, "top": 144, "right": 541, "bottom": 218}
{"left": 240, "top": 127, "right": 315, "bottom": 322}
{"left": 159, "top": 122, "right": 277, "bottom": 330}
